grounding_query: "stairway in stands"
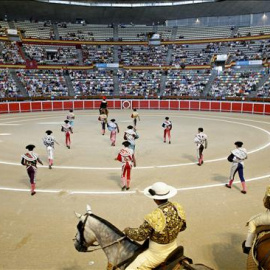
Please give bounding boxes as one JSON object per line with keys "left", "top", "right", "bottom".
{"left": 10, "top": 70, "right": 28, "bottom": 97}
{"left": 64, "top": 72, "right": 75, "bottom": 96}
{"left": 251, "top": 71, "right": 270, "bottom": 97}
{"left": 7, "top": 21, "right": 15, "bottom": 29}
{"left": 159, "top": 26, "right": 178, "bottom": 96}
{"left": 113, "top": 24, "right": 120, "bottom": 95}
{"left": 202, "top": 70, "right": 218, "bottom": 96}
{"left": 52, "top": 23, "right": 60, "bottom": 40}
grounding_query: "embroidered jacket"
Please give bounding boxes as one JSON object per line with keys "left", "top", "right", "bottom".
{"left": 125, "top": 201, "right": 186, "bottom": 244}
{"left": 21, "top": 151, "right": 39, "bottom": 168}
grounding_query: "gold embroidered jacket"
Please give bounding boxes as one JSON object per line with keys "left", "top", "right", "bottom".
{"left": 125, "top": 201, "right": 186, "bottom": 244}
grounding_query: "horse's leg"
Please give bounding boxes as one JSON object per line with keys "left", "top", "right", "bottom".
{"left": 247, "top": 251, "right": 258, "bottom": 270}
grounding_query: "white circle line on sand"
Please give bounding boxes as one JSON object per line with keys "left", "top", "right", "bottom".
{"left": 0, "top": 117, "right": 270, "bottom": 169}
{"left": 0, "top": 174, "right": 269, "bottom": 195}
{"left": 1, "top": 113, "right": 270, "bottom": 170}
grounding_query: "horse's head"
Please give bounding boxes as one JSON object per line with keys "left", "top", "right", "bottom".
{"left": 74, "top": 205, "right": 98, "bottom": 252}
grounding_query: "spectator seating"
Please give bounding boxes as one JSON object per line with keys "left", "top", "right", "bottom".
{"left": 257, "top": 74, "right": 270, "bottom": 97}
{"left": 209, "top": 69, "right": 263, "bottom": 97}
{"left": 175, "top": 26, "right": 232, "bottom": 40}
{"left": 0, "top": 41, "right": 25, "bottom": 64}
{"left": 58, "top": 23, "right": 113, "bottom": 41}
{"left": 82, "top": 45, "right": 114, "bottom": 65}
{"left": 0, "top": 69, "right": 19, "bottom": 98}
{"left": 23, "top": 44, "right": 79, "bottom": 65}
{"left": 118, "top": 69, "right": 162, "bottom": 96}
{"left": 16, "top": 69, "right": 68, "bottom": 97}
{"left": 118, "top": 25, "right": 154, "bottom": 41}
{"left": 118, "top": 45, "right": 168, "bottom": 66}
{"left": 237, "top": 25, "right": 270, "bottom": 37}
{"left": 69, "top": 70, "right": 114, "bottom": 96}
{"left": 156, "top": 26, "right": 174, "bottom": 41}
{"left": 14, "top": 20, "right": 54, "bottom": 39}
{"left": 0, "top": 20, "right": 9, "bottom": 36}
{"left": 164, "top": 70, "right": 210, "bottom": 96}
{"left": 171, "top": 43, "right": 218, "bottom": 66}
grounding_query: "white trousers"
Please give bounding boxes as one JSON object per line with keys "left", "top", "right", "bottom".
{"left": 126, "top": 240, "right": 177, "bottom": 270}
{"left": 46, "top": 146, "right": 54, "bottom": 160}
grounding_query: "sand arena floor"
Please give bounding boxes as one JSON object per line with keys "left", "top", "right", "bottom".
{"left": 0, "top": 109, "right": 270, "bottom": 270}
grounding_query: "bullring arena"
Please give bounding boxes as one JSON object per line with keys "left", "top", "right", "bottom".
{"left": 0, "top": 99, "right": 270, "bottom": 270}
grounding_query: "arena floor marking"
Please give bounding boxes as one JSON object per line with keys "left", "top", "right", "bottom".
{"left": 0, "top": 114, "right": 269, "bottom": 169}
{"left": 0, "top": 174, "right": 269, "bottom": 195}
{"left": 0, "top": 133, "right": 11, "bottom": 135}
{"left": 0, "top": 124, "right": 21, "bottom": 126}
{"left": 37, "top": 122, "right": 65, "bottom": 125}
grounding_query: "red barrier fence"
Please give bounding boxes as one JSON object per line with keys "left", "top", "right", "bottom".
{"left": 0, "top": 100, "right": 270, "bottom": 115}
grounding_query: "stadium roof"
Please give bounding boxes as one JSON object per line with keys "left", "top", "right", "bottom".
{"left": 36, "top": 0, "right": 217, "bottom": 8}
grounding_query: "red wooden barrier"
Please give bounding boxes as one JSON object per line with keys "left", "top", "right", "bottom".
{"left": 0, "top": 100, "right": 269, "bottom": 115}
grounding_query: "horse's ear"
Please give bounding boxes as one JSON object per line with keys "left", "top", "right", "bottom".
{"left": 74, "top": 211, "right": 82, "bottom": 219}
{"left": 86, "top": 204, "right": 92, "bottom": 214}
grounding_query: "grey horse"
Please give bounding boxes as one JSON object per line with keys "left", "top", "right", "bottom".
{"left": 74, "top": 205, "right": 214, "bottom": 270}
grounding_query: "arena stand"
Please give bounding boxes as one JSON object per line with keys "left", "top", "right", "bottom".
{"left": 257, "top": 76, "right": 270, "bottom": 97}
{"left": 57, "top": 23, "right": 113, "bottom": 41}
{"left": 118, "top": 45, "right": 168, "bottom": 66}
{"left": 0, "top": 41, "right": 25, "bottom": 64}
{"left": 14, "top": 20, "right": 54, "bottom": 40}
{"left": 209, "top": 69, "right": 264, "bottom": 98}
{"left": 16, "top": 69, "right": 68, "bottom": 97}
{"left": 23, "top": 44, "right": 79, "bottom": 65}
{"left": 82, "top": 45, "right": 114, "bottom": 65}
{"left": 118, "top": 69, "right": 162, "bottom": 96}
{"left": 0, "top": 69, "right": 19, "bottom": 98}
{"left": 0, "top": 22, "right": 269, "bottom": 100}
{"left": 69, "top": 70, "right": 114, "bottom": 96}
{"left": 164, "top": 70, "right": 210, "bottom": 97}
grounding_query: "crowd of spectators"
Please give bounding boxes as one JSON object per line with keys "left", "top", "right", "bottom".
{"left": 69, "top": 70, "right": 114, "bottom": 96}
{"left": 0, "top": 42, "right": 25, "bottom": 64}
{"left": 118, "top": 45, "right": 168, "bottom": 66}
{"left": 118, "top": 69, "right": 161, "bottom": 96}
{"left": 16, "top": 69, "right": 68, "bottom": 97}
{"left": 82, "top": 45, "right": 114, "bottom": 65}
{"left": 209, "top": 69, "right": 263, "bottom": 97}
{"left": 0, "top": 69, "right": 19, "bottom": 98}
{"left": 23, "top": 44, "right": 79, "bottom": 65}
{"left": 164, "top": 70, "right": 209, "bottom": 96}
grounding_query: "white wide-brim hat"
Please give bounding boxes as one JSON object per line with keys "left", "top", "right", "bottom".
{"left": 143, "top": 182, "right": 177, "bottom": 200}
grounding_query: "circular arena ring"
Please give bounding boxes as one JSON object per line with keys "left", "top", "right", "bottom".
{"left": 0, "top": 99, "right": 270, "bottom": 270}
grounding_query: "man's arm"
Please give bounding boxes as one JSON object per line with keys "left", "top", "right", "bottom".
{"left": 37, "top": 157, "right": 43, "bottom": 165}
{"left": 124, "top": 220, "right": 153, "bottom": 241}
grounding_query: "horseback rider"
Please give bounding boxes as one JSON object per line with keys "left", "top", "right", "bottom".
{"left": 123, "top": 182, "right": 186, "bottom": 270}
{"left": 99, "top": 96, "right": 108, "bottom": 115}
{"left": 243, "top": 185, "right": 270, "bottom": 255}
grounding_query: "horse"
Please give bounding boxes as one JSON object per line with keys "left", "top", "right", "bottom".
{"left": 74, "top": 205, "right": 214, "bottom": 270}
{"left": 246, "top": 226, "right": 270, "bottom": 270}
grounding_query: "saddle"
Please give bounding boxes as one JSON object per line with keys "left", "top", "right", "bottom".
{"left": 113, "top": 242, "right": 212, "bottom": 270}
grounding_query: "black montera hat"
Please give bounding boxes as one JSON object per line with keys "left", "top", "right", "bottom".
{"left": 26, "top": 144, "right": 35, "bottom": 151}
{"left": 45, "top": 130, "right": 53, "bottom": 135}
{"left": 122, "top": 141, "right": 131, "bottom": 147}
{"left": 235, "top": 141, "right": 243, "bottom": 147}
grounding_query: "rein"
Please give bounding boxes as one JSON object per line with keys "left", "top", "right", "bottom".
{"left": 77, "top": 212, "right": 127, "bottom": 253}
{"left": 85, "top": 235, "right": 126, "bottom": 253}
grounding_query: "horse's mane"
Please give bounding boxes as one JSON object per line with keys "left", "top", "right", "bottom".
{"left": 90, "top": 214, "right": 141, "bottom": 247}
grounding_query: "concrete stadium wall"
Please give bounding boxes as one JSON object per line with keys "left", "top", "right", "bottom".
{"left": 0, "top": 100, "right": 270, "bottom": 115}
{"left": 1, "top": 1, "right": 270, "bottom": 24}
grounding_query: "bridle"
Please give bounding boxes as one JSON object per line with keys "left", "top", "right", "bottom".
{"left": 74, "top": 213, "right": 126, "bottom": 253}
